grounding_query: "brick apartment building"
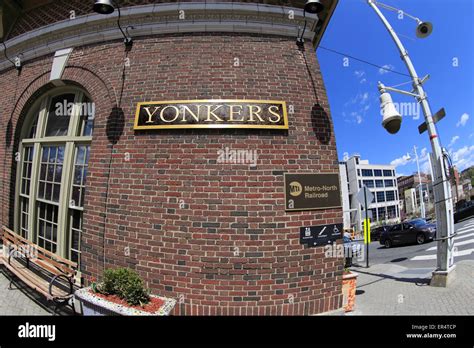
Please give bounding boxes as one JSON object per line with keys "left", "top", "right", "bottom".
{"left": 397, "top": 172, "right": 433, "bottom": 218}
{"left": 0, "top": 0, "right": 342, "bottom": 315}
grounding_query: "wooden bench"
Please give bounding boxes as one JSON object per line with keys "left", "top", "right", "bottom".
{"left": 0, "top": 226, "right": 80, "bottom": 314}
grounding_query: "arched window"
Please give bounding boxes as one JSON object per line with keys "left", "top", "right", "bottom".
{"left": 15, "top": 87, "right": 94, "bottom": 266}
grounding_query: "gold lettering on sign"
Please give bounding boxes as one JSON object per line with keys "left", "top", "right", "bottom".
{"left": 206, "top": 105, "right": 224, "bottom": 122}
{"left": 268, "top": 105, "right": 282, "bottom": 123}
{"left": 248, "top": 105, "right": 264, "bottom": 122}
{"left": 181, "top": 105, "right": 201, "bottom": 123}
{"left": 160, "top": 105, "right": 180, "bottom": 123}
{"left": 144, "top": 106, "right": 160, "bottom": 123}
{"left": 229, "top": 105, "right": 244, "bottom": 122}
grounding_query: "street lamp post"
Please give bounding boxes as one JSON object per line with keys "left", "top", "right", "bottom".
{"left": 368, "top": 0, "right": 455, "bottom": 286}
{"left": 412, "top": 145, "right": 426, "bottom": 219}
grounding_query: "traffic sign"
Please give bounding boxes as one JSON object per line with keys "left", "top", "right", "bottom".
{"left": 356, "top": 186, "right": 374, "bottom": 208}
{"left": 300, "top": 223, "right": 343, "bottom": 247}
{"left": 361, "top": 210, "right": 373, "bottom": 219}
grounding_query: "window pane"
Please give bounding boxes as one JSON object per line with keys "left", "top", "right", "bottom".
{"left": 38, "top": 145, "right": 64, "bottom": 203}
{"left": 386, "top": 191, "right": 395, "bottom": 201}
{"left": 387, "top": 206, "right": 397, "bottom": 218}
{"left": 384, "top": 179, "right": 394, "bottom": 187}
{"left": 374, "top": 169, "right": 382, "bottom": 176}
{"left": 362, "top": 169, "right": 373, "bottom": 177}
{"left": 78, "top": 96, "right": 95, "bottom": 137}
{"left": 25, "top": 108, "right": 39, "bottom": 139}
{"left": 71, "top": 145, "right": 90, "bottom": 208}
{"left": 21, "top": 147, "right": 34, "bottom": 196}
{"left": 20, "top": 197, "right": 29, "bottom": 239}
{"left": 363, "top": 180, "right": 374, "bottom": 188}
{"left": 377, "top": 191, "right": 385, "bottom": 202}
{"left": 37, "top": 201, "right": 58, "bottom": 254}
{"left": 378, "top": 207, "right": 387, "bottom": 220}
{"left": 69, "top": 209, "right": 83, "bottom": 266}
{"left": 44, "top": 94, "right": 75, "bottom": 137}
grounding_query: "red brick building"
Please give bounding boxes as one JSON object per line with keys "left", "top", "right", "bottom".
{"left": 0, "top": 0, "right": 343, "bottom": 315}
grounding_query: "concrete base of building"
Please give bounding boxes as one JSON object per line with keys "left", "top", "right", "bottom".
{"left": 430, "top": 265, "right": 456, "bottom": 287}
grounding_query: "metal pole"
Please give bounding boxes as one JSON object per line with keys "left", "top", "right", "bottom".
{"left": 413, "top": 145, "right": 426, "bottom": 218}
{"left": 368, "top": 0, "right": 455, "bottom": 286}
{"left": 364, "top": 187, "right": 369, "bottom": 268}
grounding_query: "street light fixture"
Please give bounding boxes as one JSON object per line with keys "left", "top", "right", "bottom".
{"left": 304, "top": 0, "right": 325, "bottom": 14}
{"left": 297, "top": 1, "right": 325, "bottom": 46}
{"left": 93, "top": 0, "right": 133, "bottom": 48}
{"left": 368, "top": 0, "right": 455, "bottom": 287}
{"left": 416, "top": 20, "right": 433, "bottom": 38}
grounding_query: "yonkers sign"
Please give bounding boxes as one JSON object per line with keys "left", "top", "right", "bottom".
{"left": 134, "top": 100, "right": 288, "bottom": 130}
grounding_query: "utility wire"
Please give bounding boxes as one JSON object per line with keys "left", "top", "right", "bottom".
{"left": 318, "top": 45, "right": 412, "bottom": 78}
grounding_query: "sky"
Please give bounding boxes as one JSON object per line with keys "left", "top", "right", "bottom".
{"left": 317, "top": 0, "right": 474, "bottom": 177}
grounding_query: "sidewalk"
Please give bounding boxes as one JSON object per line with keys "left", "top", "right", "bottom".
{"left": 349, "top": 260, "right": 474, "bottom": 315}
{"left": 0, "top": 267, "right": 50, "bottom": 315}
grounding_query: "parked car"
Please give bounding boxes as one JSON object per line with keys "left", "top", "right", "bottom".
{"left": 371, "top": 225, "right": 391, "bottom": 241}
{"left": 454, "top": 200, "right": 474, "bottom": 223}
{"left": 380, "top": 220, "right": 436, "bottom": 248}
{"left": 343, "top": 235, "right": 362, "bottom": 267}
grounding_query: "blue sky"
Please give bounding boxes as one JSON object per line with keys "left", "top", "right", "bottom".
{"left": 318, "top": 0, "right": 474, "bottom": 176}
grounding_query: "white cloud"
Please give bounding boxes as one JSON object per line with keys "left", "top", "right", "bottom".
{"left": 449, "top": 135, "right": 460, "bottom": 147}
{"left": 452, "top": 145, "right": 474, "bottom": 170}
{"left": 456, "top": 113, "right": 469, "bottom": 127}
{"left": 378, "top": 64, "right": 394, "bottom": 75}
{"left": 350, "top": 111, "right": 363, "bottom": 124}
{"left": 360, "top": 78, "right": 367, "bottom": 84}
{"left": 348, "top": 92, "right": 370, "bottom": 106}
{"left": 354, "top": 70, "right": 365, "bottom": 78}
{"left": 421, "top": 160, "right": 432, "bottom": 175}
{"left": 415, "top": 147, "right": 429, "bottom": 164}
{"left": 344, "top": 92, "right": 372, "bottom": 125}
{"left": 391, "top": 153, "right": 411, "bottom": 167}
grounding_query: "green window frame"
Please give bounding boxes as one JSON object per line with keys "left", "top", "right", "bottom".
{"left": 14, "top": 87, "right": 94, "bottom": 266}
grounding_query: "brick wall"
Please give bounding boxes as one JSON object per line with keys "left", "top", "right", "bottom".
{"left": 0, "top": 32, "right": 343, "bottom": 315}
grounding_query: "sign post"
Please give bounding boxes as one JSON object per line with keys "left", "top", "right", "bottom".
{"left": 357, "top": 186, "right": 374, "bottom": 268}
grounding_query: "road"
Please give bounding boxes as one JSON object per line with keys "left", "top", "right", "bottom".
{"left": 351, "top": 217, "right": 474, "bottom": 269}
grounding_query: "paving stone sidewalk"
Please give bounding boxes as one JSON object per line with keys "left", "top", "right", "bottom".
{"left": 0, "top": 267, "right": 50, "bottom": 315}
{"left": 349, "top": 259, "right": 474, "bottom": 315}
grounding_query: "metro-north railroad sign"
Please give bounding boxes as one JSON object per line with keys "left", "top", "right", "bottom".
{"left": 284, "top": 173, "right": 342, "bottom": 211}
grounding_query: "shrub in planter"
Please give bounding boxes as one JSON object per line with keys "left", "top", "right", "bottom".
{"left": 75, "top": 267, "right": 176, "bottom": 316}
{"left": 94, "top": 268, "right": 150, "bottom": 306}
